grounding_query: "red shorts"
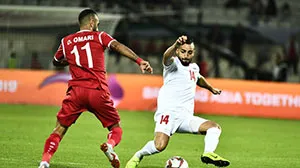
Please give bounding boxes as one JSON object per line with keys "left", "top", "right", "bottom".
{"left": 57, "top": 86, "right": 120, "bottom": 127}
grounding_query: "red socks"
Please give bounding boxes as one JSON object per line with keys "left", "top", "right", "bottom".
{"left": 107, "top": 127, "right": 122, "bottom": 148}
{"left": 42, "top": 133, "right": 62, "bottom": 163}
{"left": 41, "top": 127, "right": 122, "bottom": 163}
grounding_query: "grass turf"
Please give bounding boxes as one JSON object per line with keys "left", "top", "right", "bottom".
{"left": 0, "top": 104, "right": 300, "bottom": 168}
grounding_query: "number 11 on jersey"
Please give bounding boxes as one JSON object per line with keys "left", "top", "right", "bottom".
{"left": 70, "top": 42, "right": 94, "bottom": 68}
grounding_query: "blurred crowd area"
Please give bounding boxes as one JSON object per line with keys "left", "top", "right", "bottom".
{"left": 0, "top": 0, "right": 300, "bottom": 83}
{"left": 1, "top": 0, "right": 297, "bottom": 26}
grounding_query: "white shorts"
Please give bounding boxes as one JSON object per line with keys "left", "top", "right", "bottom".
{"left": 154, "top": 112, "right": 208, "bottom": 136}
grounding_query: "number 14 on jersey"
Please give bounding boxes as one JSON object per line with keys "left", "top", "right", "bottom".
{"left": 160, "top": 115, "right": 169, "bottom": 124}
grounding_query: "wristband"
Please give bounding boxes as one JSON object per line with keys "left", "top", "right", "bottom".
{"left": 136, "top": 57, "right": 143, "bottom": 65}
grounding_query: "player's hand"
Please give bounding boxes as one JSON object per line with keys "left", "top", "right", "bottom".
{"left": 211, "top": 88, "right": 222, "bottom": 95}
{"left": 175, "top": 35, "right": 188, "bottom": 47}
{"left": 139, "top": 60, "right": 153, "bottom": 74}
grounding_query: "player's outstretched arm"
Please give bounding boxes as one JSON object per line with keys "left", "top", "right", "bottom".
{"left": 52, "top": 59, "right": 69, "bottom": 67}
{"left": 110, "top": 41, "right": 153, "bottom": 74}
{"left": 197, "top": 76, "right": 222, "bottom": 95}
{"left": 163, "top": 35, "right": 187, "bottom": 66}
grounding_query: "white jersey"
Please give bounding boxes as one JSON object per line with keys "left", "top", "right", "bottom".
{"left": 156, "top": 57, "right": 201, "bottom": 117}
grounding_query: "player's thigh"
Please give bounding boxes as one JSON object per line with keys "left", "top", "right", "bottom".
{"left": 88, "top": 89, "right": 120, "bottom": 128}
{"left": 154, "top": 112, "right": 183, "bottom": 137}
{"left": 176, "top": 115, "right": 208, "bottom": 134}
{"left": 57, "top": 87, "right": 86, "bottom": 127}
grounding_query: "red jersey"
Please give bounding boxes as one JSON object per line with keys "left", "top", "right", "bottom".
{"left": 54, "top": 30, "right": 115, "bottom": 90}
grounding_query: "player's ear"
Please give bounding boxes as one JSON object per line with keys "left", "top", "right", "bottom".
{"left": 175, "top": 48, "right": 179, "bottom": 55}
{"left": 89, "top": 16, "right": 95, "bottom": 27}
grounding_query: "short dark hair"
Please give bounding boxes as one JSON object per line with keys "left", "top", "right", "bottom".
{"left": 78, "top": 9, "right": 97, "bottom": 25}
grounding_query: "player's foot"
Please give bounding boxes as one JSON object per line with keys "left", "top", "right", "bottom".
{"left": 201, "top": 152, "right": 230, "bottom": 167}
{"left": 38, "top": 161, "right": 49, "bottom": 168}
{"left": 125, "top": 155, "right": 142, "bottom": 168}
{"left": 100, "top": 143, "right": 120, "bottom": 168}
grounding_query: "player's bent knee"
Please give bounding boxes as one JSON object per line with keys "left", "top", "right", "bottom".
{"left": 210, "top": 122, "right": 221, "bottom": 130}
{"left": 207, "top": 121, "right": 221, "bottom": 129}
{"left": 199, "top": 121, "right": 222, "bottom": 134}
{"left": 107, "top": 122, "right": 121, "bottom": 131}
{"left": 211, "top": 123, "right": 222, "bottom": 132}
{"left": 53, "top": 122, "right": 68, "bottom": 137}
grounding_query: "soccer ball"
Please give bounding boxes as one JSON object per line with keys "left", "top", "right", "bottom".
{"left": 165, "top": 156, "right": 189, "bottom": 168}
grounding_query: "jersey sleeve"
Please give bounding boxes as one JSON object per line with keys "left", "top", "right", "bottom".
{"left": 193, "top": 63, "right": 202, "bottom": 79}
{"left": 54, "top": 39, "right": 66, "bottom": 62}
{"left": 99, "top": 31, "right": 116, "bottom": 49}
{"left": 164, "top": 56, "right": 178, "bottom": 72}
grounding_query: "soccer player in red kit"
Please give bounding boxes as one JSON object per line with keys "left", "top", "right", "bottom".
{"left": 38, "top": 9, "right": 153, "bottom": 168}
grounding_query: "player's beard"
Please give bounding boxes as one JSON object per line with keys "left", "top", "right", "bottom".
{"left": 178, "top": 57, "right": 191, "bottom": 66}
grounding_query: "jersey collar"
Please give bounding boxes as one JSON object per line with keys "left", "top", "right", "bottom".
{"left": 77, "top": 30, "right": 92, "bottom": 33}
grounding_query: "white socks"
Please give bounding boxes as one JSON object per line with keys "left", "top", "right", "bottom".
{"left": 135, "top": 140, "right": 159, "bottom": 159}
{"left": 134, "top": 128, "right": 221, "bottom": 159}
{"left": 204, "top": 127, "right": 221, "bottom": 153}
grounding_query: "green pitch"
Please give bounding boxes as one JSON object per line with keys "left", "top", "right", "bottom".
{"left": 1, "top": 104, "right": 300, "bottom": 168}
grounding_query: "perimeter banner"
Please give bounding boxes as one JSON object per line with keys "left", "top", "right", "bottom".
{"left": 0, "top": 69, "right": 300, "bottom": 120}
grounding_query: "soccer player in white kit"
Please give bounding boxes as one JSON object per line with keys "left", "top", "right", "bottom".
{"left": 126, "top": 35, "right": 230, "bottom": 167}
